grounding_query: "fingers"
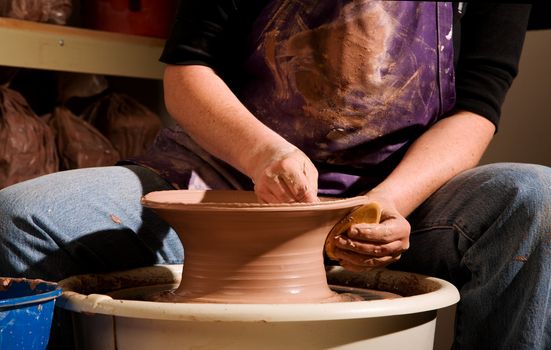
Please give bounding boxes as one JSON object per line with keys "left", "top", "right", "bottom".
{"left": 254, "top": 184, "right": 282, "bottom": 204}
{"left": 332, "top": 242, "right": 403, "bottom": 271}
{"left": 348, "top": 218, "right": 410, "bottom": 245}
{"left": 276, "top": 172, "right": 310, "bottom": 202}
{"left": 333, "top": 236, "right": 406, "bottom": 257}
{"left": 281, "top": 172, "right": 318, "bottom": 203}
{"left": 331, "top": 245, "right": 406, "bottom": 271}
{"left": 274, "top": 152, "right": 318, "bottom": 202}
{"left": 254, "top": 172, "right": 309, "bottom": 203}
{"left": 301, "top": 159, "right": 319, "bottom": 202}
{"left": 331, "top": 213, "right": 410, "bottom": 271}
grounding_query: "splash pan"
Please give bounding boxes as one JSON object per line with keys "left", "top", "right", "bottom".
{"left": 58, "top": 265, "right": 459, "bottom": 350}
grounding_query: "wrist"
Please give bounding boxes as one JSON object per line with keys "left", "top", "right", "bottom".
{"left": 242, "top": 140, "right": 298, "bottom": 180}
{"left": 363, "top": 186, "right": 411, "bottom": 217}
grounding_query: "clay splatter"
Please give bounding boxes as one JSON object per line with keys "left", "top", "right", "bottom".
{"left": 110, "top": 214, "right": 122, "bottom": 224}
{"left": 514, "top": 256, "right": 528, "bottom": 262}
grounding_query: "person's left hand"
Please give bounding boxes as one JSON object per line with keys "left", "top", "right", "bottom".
{"left": 329, "top": 193, "right": 410, "bottom": 272}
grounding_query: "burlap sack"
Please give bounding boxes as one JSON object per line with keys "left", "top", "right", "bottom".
{"left": 0, "top": 0, "right": 72, "bottom": 25}
{"left": 82, "top": 93, "right": 161, "bottom": 160}
{"left": 0, "top": 87, "right": 58, "bottom": 188}
{"left": 47, "top": 106, "right": 120, "bottom": 170}
{"left": 56, "top": 73, "right": 109, "bottom": 103}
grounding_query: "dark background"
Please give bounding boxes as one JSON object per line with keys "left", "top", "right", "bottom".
{"left": 528, "top": 2, "right": 551, "bottom": 30}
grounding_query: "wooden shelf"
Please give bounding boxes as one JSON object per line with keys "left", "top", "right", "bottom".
{"left": 0, "top": 18, "right": 165, "bottom": 79}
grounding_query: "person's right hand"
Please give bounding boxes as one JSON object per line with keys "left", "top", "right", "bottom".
{"left": 250, "top": 146, "right": 319, "bottom": 203}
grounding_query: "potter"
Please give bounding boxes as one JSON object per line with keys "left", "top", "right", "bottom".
{"left": 0, "top": 2, "right": 548, "bottom": 350}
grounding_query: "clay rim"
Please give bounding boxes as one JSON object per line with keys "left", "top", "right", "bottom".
{"left": 141, "top": 190, "right": 370, "bottom": 212}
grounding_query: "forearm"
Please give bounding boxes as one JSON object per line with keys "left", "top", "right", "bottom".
{"left": 163, "top": 64, "right": 293, "bottom": 178}
{"left": 370, "top": 110, "right": 495, "bottom": 217}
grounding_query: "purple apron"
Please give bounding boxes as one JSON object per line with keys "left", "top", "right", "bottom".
{"left": 129, "top": 1, "right": 455, "bottom": 196}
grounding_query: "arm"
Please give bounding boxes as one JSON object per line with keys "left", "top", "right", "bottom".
{"left": 164, "top": 65, "right": 319, "bottom": 203}
{"left": 160, "top": 2, "right": 318, "bottom": 202}
{"left": 332, "top": 110, "right": 494, "bottom": 271}
{"left": 378, "top": 2, "right": 530, "bottom": 216}
{"left": 330, "top": 3, "right": 531, "bottom": 271}
{"left": 370, "top": 110, "right": 495, "bottom": 217}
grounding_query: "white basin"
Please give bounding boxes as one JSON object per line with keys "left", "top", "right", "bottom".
{"left": 57, "top": 264, "right": 459, "bottom": 350}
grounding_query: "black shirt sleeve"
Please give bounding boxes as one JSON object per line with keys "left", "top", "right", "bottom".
{"left": 453, "top": 3, "right": 531, "bottom": 129}
{"left": 159, "top": 1, "right": 266, "bottom": 83}
{"left": 159, "top": 1, "right": 237, "bottom": 69}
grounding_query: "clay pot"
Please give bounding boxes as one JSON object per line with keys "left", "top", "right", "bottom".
{"left": 141, "top": 190, "right": 370, "bottom": 303}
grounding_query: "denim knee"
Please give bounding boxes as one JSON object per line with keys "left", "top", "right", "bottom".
{"left": 0, "top": 184, "right": 37, "bottom": 276}
{"left": 476, "top": 162, "right": 550, "bottom": 220}
{"left": 451, "top": 163, "right": 550, "bottom": 240}
{"left": 0, "top": 182, "right": 34, "bottom": 234}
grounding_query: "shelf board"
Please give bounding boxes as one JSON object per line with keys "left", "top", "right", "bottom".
{"left": 0, "top": 18, "right": 165, "bottom": 79}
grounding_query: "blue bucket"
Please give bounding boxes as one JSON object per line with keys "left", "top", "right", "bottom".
{"left": 0, "top": 278, "right": 62, "bottom": 349}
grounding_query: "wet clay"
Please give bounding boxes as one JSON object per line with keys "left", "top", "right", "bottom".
{"left": 141, "top": 190, "right": 378, "bottom": 304}
{"left": 144, "top": 285, "right": 399, "bottom": 303}
{"left": 0, "top": 277, "right": 51, "bottom": 292}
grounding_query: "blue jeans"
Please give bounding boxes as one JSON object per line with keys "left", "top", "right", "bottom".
{"left": 0, "top": 163, "right": 549, "bottom": 350}
{"left": 391, "top": 163, "right": 551, "bottom": 350}
{"left": 0, "top": 165, "right": 184, "bottom": 280}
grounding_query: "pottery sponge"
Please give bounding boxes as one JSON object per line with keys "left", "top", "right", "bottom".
{"left": 324, "top": 202, "right": 382, "bottom": 261}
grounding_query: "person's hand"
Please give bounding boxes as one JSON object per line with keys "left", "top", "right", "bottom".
{"left": 330, "top": 192, "right": 410, "bottom": 271}
{"left": 250, "top": 146, "right": 319, "bottom": 203}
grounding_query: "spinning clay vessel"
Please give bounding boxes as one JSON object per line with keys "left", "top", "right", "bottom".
{"left": 140, "top": 190, "right": 378, "bottom": 303}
